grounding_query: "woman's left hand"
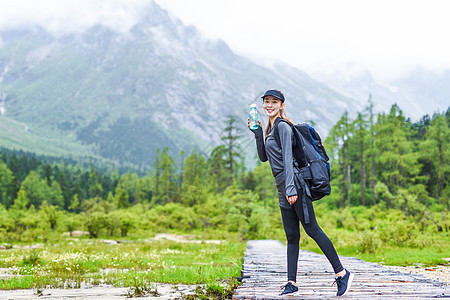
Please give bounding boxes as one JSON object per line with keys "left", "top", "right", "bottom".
{"left": 286, "top": 195, "right": 298, "bottom": 205}
{"left": 247, "top": 119, "right": 262, "bottom": 132}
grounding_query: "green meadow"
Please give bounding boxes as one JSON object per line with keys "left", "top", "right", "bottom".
{"left": 0, "top": 235, "right": 245, "bottom": 298}
{"left": 0, "top": 105, "right": 448, "bottom": 295}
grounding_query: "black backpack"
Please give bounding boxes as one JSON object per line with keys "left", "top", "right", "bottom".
{"left": 272, "top": 118, "right": 331, "bottom": 201}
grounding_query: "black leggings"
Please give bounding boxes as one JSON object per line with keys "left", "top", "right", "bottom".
{"left": 280, "top": 197, "right": 344, "bottom": 282}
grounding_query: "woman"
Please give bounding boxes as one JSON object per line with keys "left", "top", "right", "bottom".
{"left": 248, "top": 89, "right": 354, "bottom": 297}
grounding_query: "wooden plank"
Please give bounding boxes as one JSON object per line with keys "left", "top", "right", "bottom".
{"left": 233, "top": 240, "right": 449, "bottom": 299}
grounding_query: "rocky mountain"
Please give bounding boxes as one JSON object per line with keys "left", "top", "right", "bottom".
{"left": 5, "top": 1, "right": 443, "bottom": 170}
{"left": 310, "top": 63, "right": 449, "bottom": 121}
{"left": 391, "top": 67, "right": 450, "bottom": 117}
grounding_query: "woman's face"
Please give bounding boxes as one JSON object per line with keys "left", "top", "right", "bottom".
{"left": 263, "top": 96, "right": 284, "bottom": 118}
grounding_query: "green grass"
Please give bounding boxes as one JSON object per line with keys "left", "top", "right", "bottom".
{"left": 338, "top": 246, "right": 449, "bottom": 266}
{"left": 0, "top": 237, "right": 246, "bottom": 290}
{"left": 300, "top": 228, "right": 450, "bottom": 267}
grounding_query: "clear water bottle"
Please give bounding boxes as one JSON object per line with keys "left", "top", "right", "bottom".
{"left": 249, "top": 104, "right": 259, "bottom": 130}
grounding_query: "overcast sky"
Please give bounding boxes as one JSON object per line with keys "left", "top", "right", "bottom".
{"left": 1, "top": 0, "right": 450, "bottom": 81}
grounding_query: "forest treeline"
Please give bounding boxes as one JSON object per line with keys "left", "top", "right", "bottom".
{"left": 325, "top": 102, "right": 448, "bottom": 210}
{"left": 0, "top": 103, "right": 448, "bottom": 244}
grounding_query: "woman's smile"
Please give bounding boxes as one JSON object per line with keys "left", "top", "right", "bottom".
{"left": 263, "top": 95, "right": 284, "bottom": 120}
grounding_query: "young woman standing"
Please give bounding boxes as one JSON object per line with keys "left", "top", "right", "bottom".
{"left": 248, "top": 89, "right": 354, "bottom": 297}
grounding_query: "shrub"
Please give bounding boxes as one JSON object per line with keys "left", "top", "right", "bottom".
{"left": 84, "top": 212, "right": 109, "bottom": 238}
{"left": 247, "top": 206, "right": 271, "bottom": 239}
{"left": 357, "top": 231, "right": 380, "bottom": 254}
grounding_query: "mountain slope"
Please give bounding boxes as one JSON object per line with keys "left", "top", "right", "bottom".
{"left": 392, "top": 67, "right": 450, "bottom": 117}
{"left": 0, "top": 1, "right": 359, "bottom": 168}
{"left": 310, "top": 63, "right": 450, "bottom": 121}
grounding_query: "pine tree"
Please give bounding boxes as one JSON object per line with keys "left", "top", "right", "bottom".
{"left": 136, "top": 175, "right": 152, "bottom": 205}
{"left": 367, "top": 97, "right": 378, "bottom": 205}
{"left": 327, "top": 112, "right": 352, "bottom": 207}
{"left": 69, "top": 194, "right": 80, "bottom": 212}
{"left": 374, "top": 104, "right": 421, "bottom": 208}
{"left": 151, "top": 147, "right": 177, "bottom": 205}
{"left": 0, "top": 158, "right": 15, "bottom": 208}
{"left": 20, "top": 171, "right": 47, "bottom": 208}
{"left": 177, "top": 150, "right": 187, "bottom": 196}
{"left": 49, "top": 179, "right": 64, "bottom": 207}
{"left": 249, "top": 163, "right": 276, "bottom": 208}
{"left": 114, "top": 181, "right": 129, "bottom": 209}
{"left": 353, "top": 111, "right": 369, "bottom": 206}
{"left": 209, "top": 145, "right": 227, "bottom": 194}
{"left": 181, "top": 149, "right": 208, "bottom": 206}
{"left": 12, "top": 189, "right": 29, "bottom": 211}
{"left": 221, "top": 116, "right": 244, "bottom": 187}
{"left": 87, "top": 168, "right": 103, "bottom": 198}
{"left": 118, "top": 172, "right": 140, "bottom": 205}
{"left": 41, "top": 200, "right": 59, "bottom": 230}
{"left": 419, "top": 112, "right": 449, "bottom": 206}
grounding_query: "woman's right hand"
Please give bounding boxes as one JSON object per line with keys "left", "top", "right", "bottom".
{"left": 286, "top": 194, "right": 298, "bottom": 205}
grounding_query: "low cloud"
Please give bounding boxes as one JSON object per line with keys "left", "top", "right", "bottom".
{"left": 0, "top": 0, "right": 150, "bottom": 35}
{"left": 2, "top": 0, "right": 450, "bottom": 81}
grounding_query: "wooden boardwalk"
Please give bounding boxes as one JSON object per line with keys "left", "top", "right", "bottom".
{"left": 233, "top": 240, "right": 449, "bottom": 299}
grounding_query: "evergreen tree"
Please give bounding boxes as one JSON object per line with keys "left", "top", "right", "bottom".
{"left": 136, "top": 175, "right": 152, "bottom": 205}
{"left": 41, "top": 200, "right": 59, "bottom": 230}
{"left": 221, "top": 116, "right": 244, "bottom": 187}
{"left": 19, "top": 171, "right": 48, "bottom": 209}
{"left": 87, "top": 168, "right": 103, "bottom": 198}
{"left": 151, "top": 147, "right": 177, "bottom": 205}
{"left": 119, "top": 172, "right": 140, "bottom": 205}
{"left": 69, "top": 194, "right": 80, "bottom": 212}
{"left": 327, "top": 112, "right": 352, "bottom": 207}
{"left": 41, "top": 163, "right": 52, "bottom": 184}
{"left": 48, "top": 179, "right": 64, "bottom": 207}
{"left": 177, "top": 150, "right": 187, "bottom": 196}
{"left": 419, "top": 112, "right": 449, "bottom": 206}
{"left": 248, "top": 163, "right": 276, "bottom": 208}
{"left": 181, "top": 149, "right": 208, "bottom": 206}
{"left": 152, "top": 149, "right": 161, "bottom": 203}
{"left": 353, "top": 111, "right": 369, "bottom": 206}
{"left": 366, "top": 97, "right": 378, "bottom": 205}
{"left": 54, "top": 169, "right": 71, "bottom": 209}
{"left": 0, "top": 158, "right": 15, "bottom": 208}
{"left": 411, "top": 114, "right": 432, "bottom": 140}
{"left": 374, "top": 104, "right": 422, "bottom": 208}
{"left": 209, "top": 145, "right": 228, "bottom": 194}
{"left": 114, "top": 181, "right": 129, "bottom": 209}
{"left": 11, "top": 189, "right": 29, "bottom": 211}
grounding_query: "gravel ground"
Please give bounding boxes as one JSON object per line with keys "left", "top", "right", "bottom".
{"left": 385, "top": 264, "right": 450, "bottom": 285}
{"left": 0, "top": 283, "right": 200, "bottom": 299}
{"left": 0, "top": 266, "right": 449, "bottom": 299}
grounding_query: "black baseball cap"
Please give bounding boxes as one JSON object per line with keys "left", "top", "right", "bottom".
{"left": 261, "top": 89, "right": 285, "bottom": 102}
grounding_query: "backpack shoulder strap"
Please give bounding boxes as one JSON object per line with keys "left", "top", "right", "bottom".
{"left": 271, "top": 117, "right": 291, "bottom": 148}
